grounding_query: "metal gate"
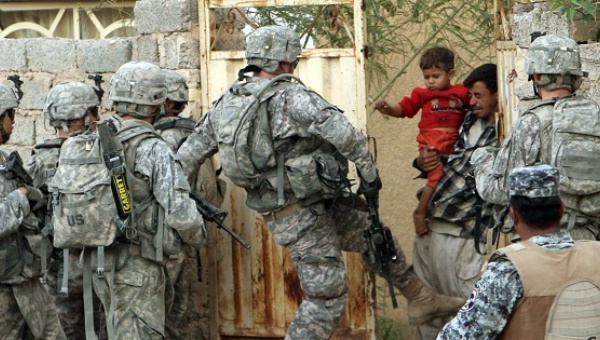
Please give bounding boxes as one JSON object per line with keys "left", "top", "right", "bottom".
{"left": 196, "top": 1, "right": 375, "bottom": 339}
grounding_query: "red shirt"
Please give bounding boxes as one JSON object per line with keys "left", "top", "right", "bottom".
{"left": 397, "top": 84, "right": 469, "bottom": 130}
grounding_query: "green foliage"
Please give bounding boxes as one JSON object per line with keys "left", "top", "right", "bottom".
{"left": 374, "top": 282, "right": 405, "bottom": 339}
{"left": 376, "top": 315, "right": 404, "bottom": 340}
{"left": 243, "top": 1, "right": 496, "bottom": 102}
{"left": 367, "top": 0, "right": 495, "bottom": 101}
{"left": 547, "top": 0, "right": 599, "bottom": 24}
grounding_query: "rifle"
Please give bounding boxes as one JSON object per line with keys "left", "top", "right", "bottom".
{"left": 7, "top": 75, "right": 24, "bottom": 102}
{"left": 189, "top": 190, "right": 250, "bottom": 249}
{"left": 97, "top": 120, "right": 132, "bottom": 219}
{"left": 87, "top": 74, "right": 104, "bottom": 101}
{"left": 0, "top": 151, "right": 33, "bottom": 186}
{"left": 363, "top": 194, "right": 398, "bottom": 309}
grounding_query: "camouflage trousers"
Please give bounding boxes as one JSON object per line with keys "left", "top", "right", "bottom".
{"left": 164, "top": 243, "right": 204, "bottom": 340}
{"left": 0, "top": 279, "right": 66, "bottom": 339}
{"left": 92, "top": 254, "right": 166, "bottom": 339}
{"left": 44, "top": 249, "right": 107, "bottom": 340}
{"left": 266, "top": 201, "right": 411, "bottom": 340}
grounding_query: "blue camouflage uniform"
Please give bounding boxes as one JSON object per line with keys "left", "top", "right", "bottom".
{"left": 439, "top": 164, "right": 585, "bottom": 339}
{"left": 437, "top": 231, "right": 574, "bottom": 339}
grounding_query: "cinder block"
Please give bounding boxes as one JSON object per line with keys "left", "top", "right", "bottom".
{"left": 77, "top": 39, "right": 133, "bottom": 72}
{"left": 27, "top": 39, "right": 76, "bottom": 72}
{"left": 134, "top": 0, "right": 191, "bottom": 34}
{"left": 134, "top": 35, "right": 160, "bottom": 64}
{"left": 0, "top": 40, "right": 27, "bottom": 71}
{"left": 9, "top": 114, "right": 37, "bottom": 146}
{"left": 19, "top": 76, "right": 53, "bottom": 110}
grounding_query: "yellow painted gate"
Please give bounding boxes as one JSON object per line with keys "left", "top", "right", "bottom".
{"left": 196, "top": 0, "right": 376, "bottom": 339}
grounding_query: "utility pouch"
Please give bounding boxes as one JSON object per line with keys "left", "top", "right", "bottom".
{"left": 285, "top": 153, "right": 345, "bottom": 200}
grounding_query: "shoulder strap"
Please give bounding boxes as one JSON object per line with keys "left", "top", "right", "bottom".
{"left": 154, "top": 117, "right": 196, "bottom": 132}
{"left": 34, "top": 138, "right": 65, "bottom": 150}
{"left": 523, "top": 98, "right": 558, "bottom": 115}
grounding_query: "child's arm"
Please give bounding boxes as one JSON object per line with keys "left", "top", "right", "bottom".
{"left": 374, "top": 100, "right": 403, "bottom": 117}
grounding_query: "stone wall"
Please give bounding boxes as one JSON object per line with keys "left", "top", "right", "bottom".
{"left": 0, "top": 0, "right": 244, "bottom": 152}
{"left": 0, "top": 0, "right": 245, "bottom": 338}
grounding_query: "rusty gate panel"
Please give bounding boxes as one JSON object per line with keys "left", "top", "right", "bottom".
{"left": 198, "top": 1, "right": 375, "bottom": 339}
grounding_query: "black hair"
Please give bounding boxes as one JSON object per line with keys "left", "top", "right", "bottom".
{"left": 509, "top": 195, "right": 562, "bottom": 230}
{"left": 463, "top": 63, "right": 498, "bottom": 94}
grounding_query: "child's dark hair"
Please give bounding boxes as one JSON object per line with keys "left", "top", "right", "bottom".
{"left": 419, "top": 46, "right": 455, "bottom": 72}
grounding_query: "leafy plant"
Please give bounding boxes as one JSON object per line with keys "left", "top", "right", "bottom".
{"left": 547, "top": 0, "right": 599, "bottom": 24}
{"left": 241, "top": 1, "right": 496, "bottom": 103}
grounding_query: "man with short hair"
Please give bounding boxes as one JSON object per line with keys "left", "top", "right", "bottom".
{"left": 413, "top": 63, "right": 499, "bottom": 339}
{"left": 49, "top": 61, "right": 207, "bottom": 338}
{"left": 178, "top": 25, "right": 465, "bottom": 339}
{"left": 0, "top": 83, "right": 66, "bottom": 339}
{"left": 437, "top": 165, "right": 600, "bottom": 339}
{"left": 155, "top": 69, "right": 224, "bottom": 339}
{"left": 472, "top": 34, "right": 600, "bottom": 241}
{"left": 26, "top": 81, "right": 104, "bottom": 339}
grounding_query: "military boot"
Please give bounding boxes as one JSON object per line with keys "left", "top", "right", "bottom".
{"left": 400, "top": 273, "right": 466, "bottom": 325}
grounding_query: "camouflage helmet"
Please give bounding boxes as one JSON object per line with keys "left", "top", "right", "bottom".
{"left": 0, "top": 84, "right": 18, "bottom": 117}
{"left": 246, "top": 25, "right": 301, "bottom": 73}
{"left": 43, "top": 82, "right": 100, "bottom": 128}
{"left": 109, "top": 61, "right": 167, "bottom": 118}
{"left": 525, "top": 34, "right": 584, "bottom": 92}
{"left": 163, "top": 69, "right": 189, "bottom": 103}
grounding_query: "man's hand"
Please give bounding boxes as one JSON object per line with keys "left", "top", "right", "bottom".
{"left": 358, "top": 175, "right": 382, "bottom": 199}
{"left": 417, "top": 145, "right": 440, "bottom": 173}
{"left": 24, "top": 186, "right": 45, "bottom": 212}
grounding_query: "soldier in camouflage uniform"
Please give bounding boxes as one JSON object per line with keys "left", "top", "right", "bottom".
{"left": 178, "top": 25, "right": 465, "bottom": 339}
{"left": 0, "top": 83, "right": 66, "bottom": 339}
{"left": 81, "top": 61, "right": 206, "bottom": 338}
{"left": 438, "top": 165, "right": 600, "bottom": 339}
{"left": 155, "top": 69, "right": 224, "bottom": 339}
{"left": 472, "top": 34, "right": 599, "bottom": 241}
{"left": 25, "top": 82, "right": 105, "bottom": 339}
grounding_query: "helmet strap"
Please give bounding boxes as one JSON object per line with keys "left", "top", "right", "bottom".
{"left": 0, "top": 127, "right": 8, "bottom": 144}
{"left": 532, "top": 82, "right": 540, "bottom": 98}
{"left": 0, "top": 113, "right": 10, "bottom": 143}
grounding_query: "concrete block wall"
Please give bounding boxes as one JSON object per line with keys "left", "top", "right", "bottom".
{"left": 0, "top": 0, "right": 204, "bottom": 152}
{"left": 0, "top": 0, "right": 209, "bottom": 336}
{"left": 511, "top": 2, "right": 600, "bottom": 110}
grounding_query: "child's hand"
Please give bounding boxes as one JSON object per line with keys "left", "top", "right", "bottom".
{"left": 413, "top": 211, "right": 429, "bottom": 236}
{"left": 374, "top": 100, "right": 394, "bottom": 115}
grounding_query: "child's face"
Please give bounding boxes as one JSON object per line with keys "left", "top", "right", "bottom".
{"left": 422, "top": 67, "right": 454, "bottom": 91}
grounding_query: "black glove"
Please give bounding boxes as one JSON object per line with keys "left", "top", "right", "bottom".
{"left": 357, "top": 175, "right": 382, "bottom": 199}
{"left": 24, "top": 186, "right": 46, "bottom": 212}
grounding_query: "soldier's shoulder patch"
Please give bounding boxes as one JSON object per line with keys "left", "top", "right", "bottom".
{"left": 460, "top": 287, "right": 479, "bottom": 313}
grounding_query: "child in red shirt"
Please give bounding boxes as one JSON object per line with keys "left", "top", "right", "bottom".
{"left": 374, "top": 46, "right": 469, "bottom": 236}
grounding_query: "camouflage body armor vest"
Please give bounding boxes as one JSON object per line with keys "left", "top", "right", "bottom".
{"left": 212, "top": 74, "right": 349, "bottom": 213}
{"left": 526, "top": 96, "right": 600, "bottom": 232}
{"left": 0, "top": 149, "right": 50, "bottom": 283}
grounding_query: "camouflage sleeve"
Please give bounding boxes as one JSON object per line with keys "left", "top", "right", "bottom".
{"left": 157, "top": 129, "right": 182, "bottom": 153}
{"left": 137, "top": 139, "right": 206, "bottom": 249}
{"left": 24, "top": 152, "right": 45, "bottom": 189}
{"left": 177, "top": 113, "right": 219, "bottom": 185}
{"left": 0, "top": 189, "right": 30, "bottom": 238}
{"left": 471, "top": 114, "right": 543, "bottom": 205}
{"left": 437, "top": 257, "right": 523, "bottom": 339}
{"left": 283, "top": 87, "right": 378, "bottom": 181}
